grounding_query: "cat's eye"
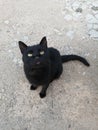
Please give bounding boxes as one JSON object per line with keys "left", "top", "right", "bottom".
{"left": 40, "top": 51, "right": 44, "bottom": 55}
{"left": 27, "top": 53, "right": 33, "bottom": 57}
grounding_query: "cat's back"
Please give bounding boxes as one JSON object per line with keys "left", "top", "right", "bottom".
{"left": 48, "top": 47, "right": 63, "bottom": 80}
{"left": 48, "top": 47, "right": 60, "bottom": 57}
{"left": 48, "top": 47, "right": 61, "bottom": 63}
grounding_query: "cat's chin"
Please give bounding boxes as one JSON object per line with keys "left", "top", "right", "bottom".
{"left": 31, "top": 65, "right": 43, "bottom": 69}
{"left": 36, "top": 61, "right": 40, "bottom": 65}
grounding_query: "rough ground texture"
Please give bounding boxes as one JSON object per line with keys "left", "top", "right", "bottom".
{"left": 0, "top": 0, "right": 98, "bottom": 130}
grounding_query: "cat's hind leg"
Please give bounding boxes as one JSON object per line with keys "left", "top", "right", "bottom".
{"left": 30, "top": 84, "right": 38, "bottom": 90}
{"left": 54, "top": 66, "right": 63, "bottom": 79}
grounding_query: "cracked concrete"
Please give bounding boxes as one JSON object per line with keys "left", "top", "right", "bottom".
{"left": 0, "top": 0, "right": 98, "bottom": 130}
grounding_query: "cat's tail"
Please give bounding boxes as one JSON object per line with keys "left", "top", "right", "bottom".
{"left": 61, "top": 55, "right": 90, "bottom": 66}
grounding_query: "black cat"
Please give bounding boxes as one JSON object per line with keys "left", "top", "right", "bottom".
{"left": 18, "top": 37, "right": 90, "bottom": 98}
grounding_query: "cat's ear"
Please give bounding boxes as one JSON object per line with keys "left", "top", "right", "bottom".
{"left": 40, "top": 36, "right": 47, "bottom": 48}
{"left": 18, "top": 41, "right": 27, "bottom": 54}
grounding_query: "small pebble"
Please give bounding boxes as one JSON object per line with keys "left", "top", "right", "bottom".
{"left": 54, "top": 29, "right": 62, "bottom": 35}
{"left": 72, "top": 2, "right": 80, "bottom": 10}
{"left": 84, "top": 53, "right": 90, "bottom": 57}
{"left": 66, "top": 30, "right": 74, "bottom": 39}
{"left": 86, "top": 14, "right": 98, "bottom": 23}
{"left": 13, "top": 58, "right": 18, "bottom": 63}
{"left": 87, "top": 100, "right": 90, "bottom": 104}
{"left": 68, "top": 124, "right": 71, "bottom": 128}
{"left": 11, "top": 42, "right": 17, "bottom": 47}
{"left": 75, "top": 8, "right": 82, "bottom": 13}
{"left": 91, "top": 6, "right": 98, "bottom": 11}
{"left": 93, "top": 24, "right": 98, "bottom": 31}
{"left": 23, "top": 36, "right": 29, "bottom": 42}
{"left": 92, "top": 2, "right": 98, "bottom": 7}
{"left": 17, "top": 31, "right": 20, "bottom": 34}
{"left": 4, "top": 20, "right": 9, "bottom": 24}
{"left": 8, "top": 50, "right": 12, "bottom": 53}
{"left": 1, "top": 89, "right": 5, "bottom": 93}
{"left": 95, "top": 14, "right": 98, "bottom": 20}
{"left": 6, "top": 30, "right": 10, "bottom": 33}
{"left": 64, "top": 15, "right": 72, "bottom": 21}
{"left": 9, "top": 53, "right": 14, "bottom": 58}
{"left": 83, "top": 72, "right": 86, "bottom": 76}
{"left": 89, "top": 30, "right": 98, "bottom": 38}
{"left": 14, "top": 39, "right": 17, "bottom": 42}
{"left": 94, "top": 55, "right": 96, "bottom": 59}
{"left": 12, "top": 25, "right": 16, "bottom": 30}
{"left": 18, "top": 60, "right": 22, "bottom": 66}
{"left": 87, "top": 23, "right": 93, "bottom": 30}
{"left": 82, "top": 36, "right": 85, "bottom": 39}
{"left": 0, "top": 93, "right": 2, "bottom": 99}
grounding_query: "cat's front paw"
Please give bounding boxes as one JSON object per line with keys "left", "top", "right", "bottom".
{"left": 39, "top": 92, "right": 46, "bottom": 98}
{"left": 30, "top": 85, "right": 37, "bottom": 90}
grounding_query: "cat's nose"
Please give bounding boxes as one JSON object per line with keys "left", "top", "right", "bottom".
{"left": 35, "top": 56, "right": 39, "bottom": 59}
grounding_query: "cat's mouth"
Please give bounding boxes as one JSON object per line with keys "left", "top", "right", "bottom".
{"left": 31, "top": 62, "right": 43, "bottom": 69}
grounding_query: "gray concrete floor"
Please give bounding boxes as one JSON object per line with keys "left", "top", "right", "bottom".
{"left": 0, "top": 0, "right": 98, "bottom": 130}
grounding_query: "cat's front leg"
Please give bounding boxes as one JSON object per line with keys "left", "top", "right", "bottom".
{"left": 39, "top": 83, "right": 49, "bottom": 98}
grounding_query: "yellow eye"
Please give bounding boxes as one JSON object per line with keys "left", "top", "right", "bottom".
{"left": 28, "top": 53, "right": 33, "bottom": 57}
{"left": 40, "top": 51, "right": 44, "bottom": 55}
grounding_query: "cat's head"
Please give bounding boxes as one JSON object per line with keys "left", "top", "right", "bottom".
{"left": 18, "top": 37, "right": 49, "bottom": 69}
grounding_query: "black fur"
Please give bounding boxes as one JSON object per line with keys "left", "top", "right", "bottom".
{"left": 18, "top": 37, "right": 90, "bottom": 98}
